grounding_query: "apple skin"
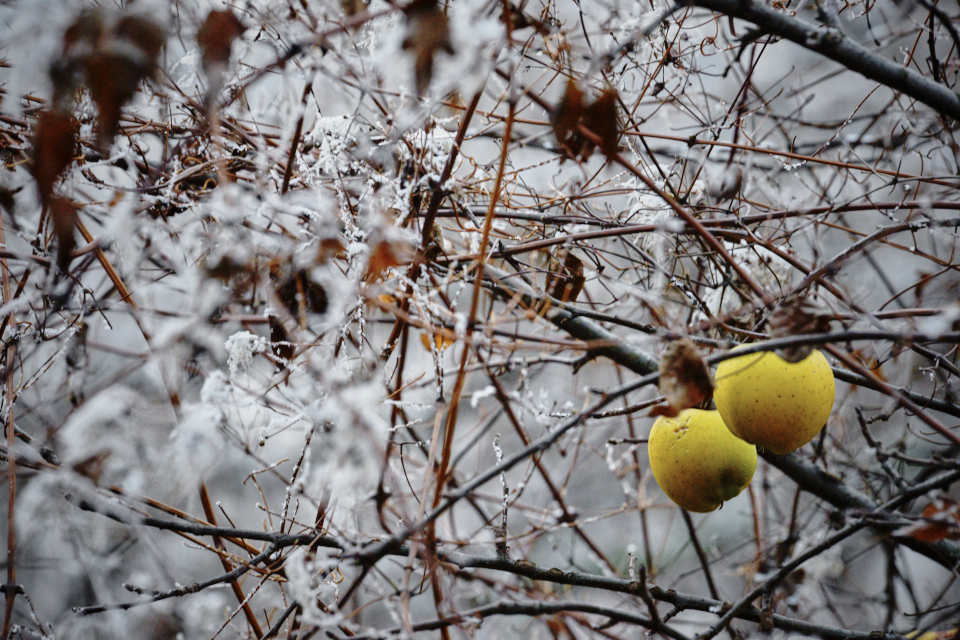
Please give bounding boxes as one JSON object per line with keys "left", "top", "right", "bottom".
{"left": 713, "top": 347, "right": 835, "bottom": 455}
{"left": 648, "top": 409, "right": 757, "bottom": 513}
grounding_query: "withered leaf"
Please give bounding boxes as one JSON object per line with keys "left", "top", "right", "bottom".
{"left": 551, "top": 78, "right": 585, "bottom": 158}
{"left": 768, "top": 294, "right": 833, "bottom": 363}
{"left": 31, "top": 109, "right": 79, "bottom": 208}
{"left": 905, "top": 630, "right": 958, "bottom": 640}
{"left": 86, "top": 54, "right": 145, "bottom": 148}
{"left": 316, "top": 237, "right": 347, "bottom": 264}
{"left": 582, "top": 86, "right": 620, "bottom": 160}
{"left": 56, "top": 9, "right": 165, "bottom": 148}
{"left": 365, "top": 239, "right": 414, "bottom": 282}
{"left": 500, "top": 4, "right": 552, "bottom": 35}
{"left": 72, "top": 450, "right": 111, "bottom": 485}
{"left": 895, "top": 498, "right": 960, "bottom": 542}
{"left": 401, "top": 0, "right": 454, "bottom": 96}
{"left": 50, "top": 197, "right": 78, "bottom": 273}
{"left": 116, "top": 15, "right": 166, "bottom": 65}
{"left": 651, "top": 337, "right": 713, "bottom": 418}
{"left": 204, "top": 254, "right": 250, "bottom": 282}
{"left": 546, "top": 251, "right": 585, "bottom": 303}
{"left": 420, "top": 330, "right": 455, "bottom": 352}
{"left": 197, "top": 7, "right": 245, "bottom": 105}
{"left": 197, "top": 10, "right": 245, "bottom": 68}
{"left": 271, "top": 265, "right": 329, "bottom": 319}
{"left": 341, "top": 0, "right": 366, "bottom": 17}
{"left": 269, "top": 315, "right": 295, "bottom": 362}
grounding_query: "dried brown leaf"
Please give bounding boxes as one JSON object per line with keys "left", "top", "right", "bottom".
{"left": 197, "top": 10, "right": 244, "bottom": 66}
{"left": 365, "top": 239, "right": 414, "bottom": 282}
{"left": 197, "top": 10, "right": 245, "bottom": 71}
{"left": 316, "top": 237, "right": 347, "bottom": 264}
{"left": 551, "top": 78, "right": 585, "bottom": 158}
{"left": 768, "top": 294, "right": 834, "bottom": 362}
{"left": 653, "top": 337, "right": 713, "bottom": 417}
{"left": 50, "top": 197, "right": 78, "bottom": 273}
{"left": 582, "top": 86, "right": 620, "bottom": 160}
{"left": 341, "top": 0, "right": 366, "bottom": 16}
{"left": 269, "top": 315, "right": 295, "bottom": 362}
{"left": 86, "top": 54, "right": 144, "bottom": 147}
{"left": 272, "top": 265, "right": 329, "bottom": 319}
{"left": 72, "top": 450, "right": 111, "bottom": 485}
{"left": 546, "top": 251, "right": 585, "bottom": 302}
{"left": 31, "top": 110, "right": 79, "bottom": 208}
{"left": 420, "top": 330, "right": 455, "bottom": 352}
{"left": 116, "top": 15, "right": 166, "bottom": 65}
{"left": 895, "top": 499, "right": 960, "bottom": 542}
{"left": 401, "top": 0, "right": 454, "bottom": 96}
{"left": 57, "top": 9, "right": 165, "bottom": 147}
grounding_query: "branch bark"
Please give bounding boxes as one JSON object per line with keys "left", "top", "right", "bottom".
{"left": 688, "top": 0, "right": 960, "bottom": 119}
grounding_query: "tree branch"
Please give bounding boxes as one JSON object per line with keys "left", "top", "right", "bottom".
{"left": 687, "top": 0, "right": 960, "bottom": 119}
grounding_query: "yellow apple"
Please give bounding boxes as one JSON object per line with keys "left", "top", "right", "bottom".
{"left": 713, "top": 347, "right": 835, "bottom": 455}
{"left": 648, "top": 409, "right": 757, "bottom": 513}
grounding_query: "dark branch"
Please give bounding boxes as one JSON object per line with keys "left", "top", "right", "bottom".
{"left": 687, "top": 0, "right": 960, "bottom": 119}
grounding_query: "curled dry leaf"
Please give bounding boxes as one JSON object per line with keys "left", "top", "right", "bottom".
{"left": 72, "top": 450, "right": 111, "bottom": 485}
{"left": 365, "top": 238, "right": 414, "bottom": 282}
{"left": 269, "top": 315, "right": 295, "bottom": 363}
{"left": 551, "top": 80, "right": 620, "bottom": 161}
{"left": 31, "top": 110, "right": 79, "bottom": 209}
{"left": 767, "top": 293, "right": 834, "bottom": 363}
{"left": 270, "top": 262, "right": 330, "bottom": 321}
{"left": 401, "top": 0, "right": 454, "bottom": 96}
{"left": 341, "top": 0, "right": 366, "bottom": 17}
{"left": 895, "top": 498, "right": 960, "bottom": 543}
{"left": 651, "top": 337, "right": 713, "bottom": 418}
{"left": 420, "top": 330, "right": 455, "bottom": 352}
{"left": 54, "top": 9, "right": 166, "bottom": 148}
{"left": 316, "top": 237, "right": 347, "bottom": 265}
{"left": 582, "top": 86, "right": 620, "bottom": 160}
{"left": 551, "top": 78, "right": 585, "bottom": 158}
{"left": 50, "top": 197, "right": 79, "bottom": 274}
{"left": 500, "top": 3, "right": 553, "bottom": 35}
{"left": 197, "top": 9, "right": 245, "bottom": 104}
{"left": 545, "top": 251, "right": 585, "bottom": 303}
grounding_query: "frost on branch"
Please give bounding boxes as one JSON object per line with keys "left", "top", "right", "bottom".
{"left": 0, "top": 0, "right": 959, "bottom": 636}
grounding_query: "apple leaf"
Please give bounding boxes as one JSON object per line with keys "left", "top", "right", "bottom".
{"left": 72, "top": 450, "right": 111, "bottom": 485}
{"left": 316, "top": 237, "right": 347, "bottom": 265}
{"left": 420, "top": 330, "right": 455, "bottom": 352}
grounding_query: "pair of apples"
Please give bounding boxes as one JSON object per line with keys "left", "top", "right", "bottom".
{"left": 648, "top": 347, "right": 835, "bottom": 513}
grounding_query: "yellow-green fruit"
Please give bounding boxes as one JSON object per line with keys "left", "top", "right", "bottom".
{"left": 714, "top": 347, "right": 835, "bottom": 455}
{"left": 648, "top": 409, "right": 757, "bottom": 513}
